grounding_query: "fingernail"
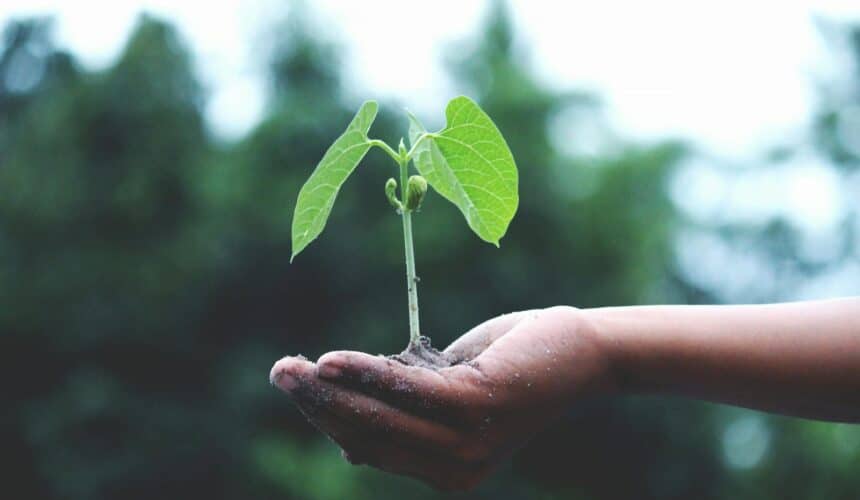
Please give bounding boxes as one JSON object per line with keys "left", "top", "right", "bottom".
{"left": 271, "top": 369, "right": 298, "bottom": 392}
{"left": 318, "top": 363, "right": 341, "bottom": 379}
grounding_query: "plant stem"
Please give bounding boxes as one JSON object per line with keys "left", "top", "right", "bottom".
{"left": 399, "top": 158, "right": 421, "bottom": 345}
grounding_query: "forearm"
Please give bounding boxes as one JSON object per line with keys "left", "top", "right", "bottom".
{"left": 584, "top": 298, "right": 860, "bottom": 422}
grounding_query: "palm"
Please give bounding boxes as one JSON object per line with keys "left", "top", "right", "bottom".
{"left": 269, "top": 306, "right": 610, "bottom": 491}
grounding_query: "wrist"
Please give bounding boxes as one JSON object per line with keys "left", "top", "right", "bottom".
{"left": 531, "top": 306, "right": 623, "bottom": 397}
{"left": 580, "top": 307, "right": 641, "bottom": 396}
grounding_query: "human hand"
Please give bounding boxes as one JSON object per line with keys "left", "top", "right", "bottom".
{"left": 269, "top": 306, "right": 615, "bottom": 491}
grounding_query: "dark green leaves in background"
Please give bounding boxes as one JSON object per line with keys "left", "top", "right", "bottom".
{"left": 2, "top": 4, "right": 858, "bottom": 500}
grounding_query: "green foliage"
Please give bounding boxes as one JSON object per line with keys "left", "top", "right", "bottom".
{"left": 409, "top": 96, "right": 518, "bottom": 245}
{"left": 290, "top": 94, "right": 520, "bottom": 343}
{"left": 3, "top": 4, "right": 858, "bottom": 500}
{"left": 291, "top": 95, "right": 518, "bottom": 259}
{"left": 290, "top": 100, "right": 378, "bottom": 260}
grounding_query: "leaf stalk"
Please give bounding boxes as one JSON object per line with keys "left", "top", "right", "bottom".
{"left": 368, "top": 139, "right": 401, "bottom": 164}
{"left": 399, "top": 157, "right": 421, "bottom": 345}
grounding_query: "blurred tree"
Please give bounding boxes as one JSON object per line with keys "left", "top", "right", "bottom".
{"left": 664, "top": 16, "right": 860, "bottom": 500}
{"left": 0, "top": 19, "right": 77, "bottom": 136}
{"left": 815, "top": 25, "right": 860, "bottom": 170}
{"left": 0, "top": 15, "right": 250, "bottom": 500}
{"left": 2, "top": 2, "right": 858, "bottom": 500}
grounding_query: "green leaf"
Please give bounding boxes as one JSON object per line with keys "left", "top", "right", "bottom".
{"left": 291, "top": 101, "right": 378, "bottom": 261}
{"left": 408, "top": 96, "right": 518, "bottom": 246}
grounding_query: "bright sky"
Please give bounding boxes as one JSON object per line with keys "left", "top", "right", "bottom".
{"left": 2, "top": 0, "right": 859, "bottom": 150}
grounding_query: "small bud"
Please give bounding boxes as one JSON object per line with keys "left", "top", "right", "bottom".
{"left": 384, "top": 178, "right": 402, "bottom": 211}
{"left": 398, "top": 138, "right": 408, "bottom": 160}
{"left": 405, "top": 175, "right": 428, "bottom": 211}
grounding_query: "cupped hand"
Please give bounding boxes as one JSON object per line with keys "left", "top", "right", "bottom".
{"left": 269, "top": 306, "right": 615, "bottom": 491}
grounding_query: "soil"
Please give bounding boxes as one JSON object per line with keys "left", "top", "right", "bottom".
{"left": 389, "top": 335, "right": 458, "bottom": 370}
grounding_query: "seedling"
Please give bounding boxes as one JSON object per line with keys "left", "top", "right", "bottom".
{"left": 291, "top": 96, "right": 518, "bottom": 366}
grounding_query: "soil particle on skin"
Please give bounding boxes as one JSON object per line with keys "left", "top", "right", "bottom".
{"left": 359, "top": 370, "right": 377, "bottom": 384}
{"left": 389, "top": 335, "right": 458, "bottom": 370}
{"left": 295, "top": 380, "right": 333, "bottom": 409}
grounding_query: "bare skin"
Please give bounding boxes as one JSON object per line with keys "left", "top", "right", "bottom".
{"left": 270, "top": 298, "right": 860, "bottom": 491}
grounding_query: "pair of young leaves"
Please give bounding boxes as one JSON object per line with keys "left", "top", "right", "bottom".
{"left": 291, "top": 96, "right": 518, "bottom": 261}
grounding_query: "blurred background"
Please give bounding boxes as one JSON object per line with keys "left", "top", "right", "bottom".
{"left": 2, "top": 0, "right": 859, "bottom": 498}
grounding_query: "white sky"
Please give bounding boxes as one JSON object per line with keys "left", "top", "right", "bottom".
{"left": 1, "top": 0, "right": 859, "bottom": 150}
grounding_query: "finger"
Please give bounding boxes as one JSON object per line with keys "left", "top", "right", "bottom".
{"left": 270, "top": 355, "right": 317, "bottom": 395}
{"left": 316, "top": 351, "right": 490, "bottom": 421}
{"left": 346, "top": 438, "right": 492, "bottom": 492}
{"left": 309, "top": 405, "right": 445, "bottom": 474}
{"left": 271, "top": 356, "right": 462, "bottom": 452}
{"left": 318, "top": 416, "right": 495, "bottom": 490}
{"left": 299, "top": 395, "right": 487, "bottom": 491}
{"left": 314, "top": 383, "right": 463, "bottom": 453}
{"left": 271, "top": 357, "right": 494, "bottom": 490}
{"left": 443, "top": 310, "right": 533, "bottom": 362}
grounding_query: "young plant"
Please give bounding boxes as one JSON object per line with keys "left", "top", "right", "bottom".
{"left": 291, "top": 96, "right": 518, "bottom": 363}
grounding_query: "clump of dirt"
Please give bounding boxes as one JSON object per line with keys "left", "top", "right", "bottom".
{"left": 389, "top": 335, "right": 457, "bottom": 370}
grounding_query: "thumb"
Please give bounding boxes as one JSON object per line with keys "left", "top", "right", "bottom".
{"left": 443, "top": 311, "right": 532, "bottom": 363}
